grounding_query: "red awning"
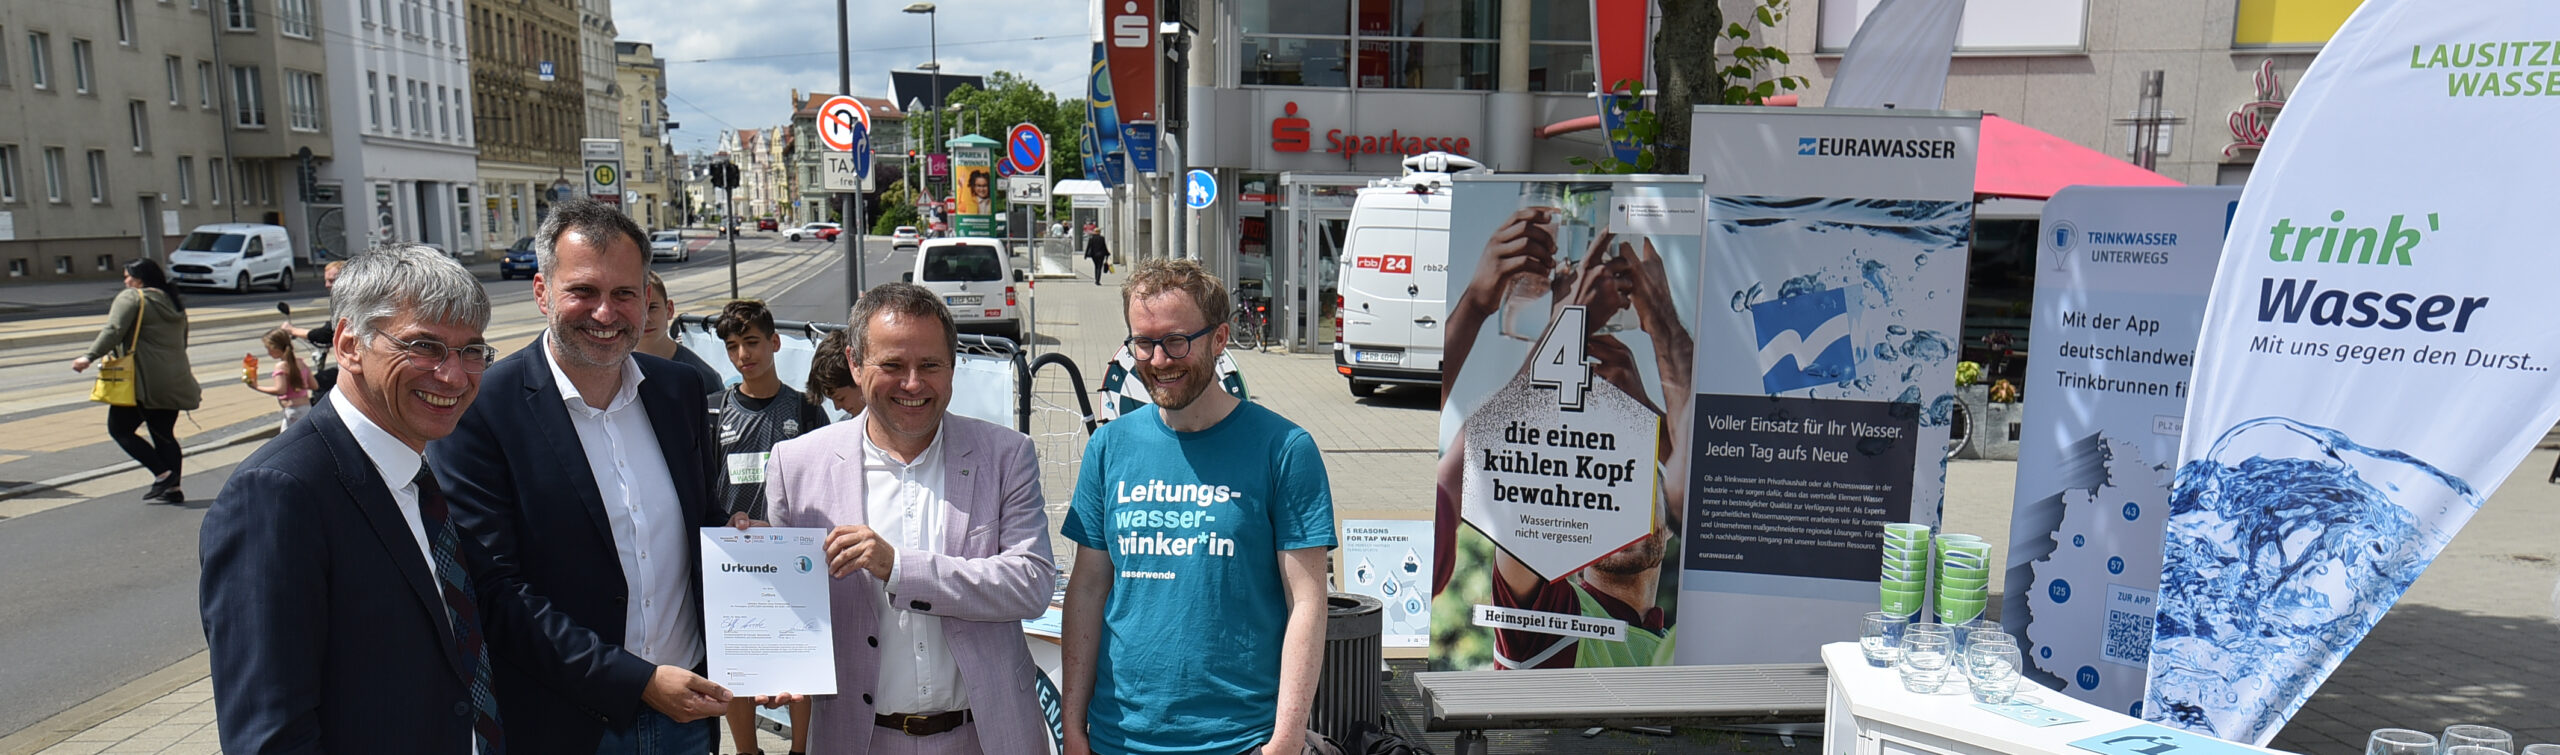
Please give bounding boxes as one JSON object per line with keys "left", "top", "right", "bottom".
{"left": 1977, "top": 114, "right": 2182, "bottom": 199}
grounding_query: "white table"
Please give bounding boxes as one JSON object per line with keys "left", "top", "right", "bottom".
{"left": 1819, "top": 643, "right": 2294, "bottom": 755}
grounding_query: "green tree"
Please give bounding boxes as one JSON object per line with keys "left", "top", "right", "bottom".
{"left": 1573, "top": 0, "right": 1805, "bottom": 175}
{"left": 941, "top": 71, "right": 1087, "bottom": 217}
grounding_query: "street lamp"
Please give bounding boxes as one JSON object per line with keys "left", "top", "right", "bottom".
{"left": 904, "top": 3, "right": 939, "bottom": 216}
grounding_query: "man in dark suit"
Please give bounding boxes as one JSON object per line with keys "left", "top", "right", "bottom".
{"left": 201, "top": 244, "right": 537, "bottom": 753}
{"left": 431, "top": 198, "right": 733, "bottom": 755}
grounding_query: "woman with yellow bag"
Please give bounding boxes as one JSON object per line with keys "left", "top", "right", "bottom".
{"left": 70, "top": 260, "right": 202, "bottom": 503}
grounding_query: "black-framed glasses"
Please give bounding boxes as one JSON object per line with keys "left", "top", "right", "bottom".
{"left": 1125, "top": 323, "right": 1220, "bottom": 361}
{"left": 380, "top": 332, "right": 501, "bottom": 374}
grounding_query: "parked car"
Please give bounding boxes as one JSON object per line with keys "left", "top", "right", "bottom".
{"left": 650, "top": 230, "right": 689, "bottom": 262}
{"left": 498, "top": 236, "right": 538, "bottom": 280}
{"left": 167, "top": 223, "right": 298, "bottom": 293}
{"left": 786, "top": 222, "right": 839, "bottom": 242}
{"left": 906, "top": 237, "right": 1026, "bottom": 342}
{"left": 891, "top": 226, "right": 922, "bottom": 250}
{"left": 757, "top": 217, "right": 779, "bottom": 231}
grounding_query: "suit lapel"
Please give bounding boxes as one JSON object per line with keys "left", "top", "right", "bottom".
{"left": 941, "top": 421, "right": 976, "bottom": 554}
{"left": 317, "top": 400, "right": 468, "bottom": 679}
{"left": 834, "top": 412, "right": 870, "bottom": 527}
{"left": 521, "top": 342, "right": 618, "bottom": 549}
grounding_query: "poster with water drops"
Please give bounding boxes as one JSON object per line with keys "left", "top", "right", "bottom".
{"left": 1678, "top": 107, "right": 1981, "bottom": 665}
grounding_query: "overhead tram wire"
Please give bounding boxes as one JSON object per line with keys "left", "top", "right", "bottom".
{"left": 667, "top": 34, "right": 1071, "bottom": 65}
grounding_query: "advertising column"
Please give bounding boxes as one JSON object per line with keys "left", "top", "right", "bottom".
{"left": 2003, "top": 186, "right": 2237, "bottom": 716}
{"left": 2144, "top": 1, "right": 2560, "bottom": 744}
{"left": 1679, "top": 107, "right": 1978, "bottom": 664}
{"left": 1431, "top": 175, "right": 1706, "bottom": 671}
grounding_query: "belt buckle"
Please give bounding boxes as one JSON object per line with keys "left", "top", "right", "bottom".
{"left": 899, "top": 713, "right": 933, "bottom": 736}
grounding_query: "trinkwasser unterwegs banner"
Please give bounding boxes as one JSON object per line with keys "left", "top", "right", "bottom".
{"left": 2144, "top": 0, "right": 2560, "bottom": 743}
{"left": 2002, "top": 186, "right": 2236, "bottom": 716}
{"left": 1680, "top": 107, "right": 1977, "bottom": 664}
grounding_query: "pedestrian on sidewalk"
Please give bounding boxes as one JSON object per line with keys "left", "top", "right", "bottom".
{"left": 1084, "top": 232, "right": 1112, "bottom": 286}
{"left": 198, "top": 244, "right": 516, "bottom": 753}
{"left": 281, "top": 260, "right": 348, "bottom": 398}
{"left": 429, "top": 198, "right": 734, "bottom": 754}
{"left": 246, "top": 327, "right": 316, "bottom": 431}
{"left": 71, "top": 259, "right": 201, "bottom": 503}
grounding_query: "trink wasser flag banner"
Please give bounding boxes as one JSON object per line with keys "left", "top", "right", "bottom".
{"left": 2003, "top": 186, "right": 2236, "bottom": 717}
{"left": 2143, "top": 1, "right": 2560, "bottom": 743}
{"left": 1824, "top": 0, "right": 1968, "bottom": 109}
{"left": 1680, "top": 107, "right": 1977, "bottom": 663}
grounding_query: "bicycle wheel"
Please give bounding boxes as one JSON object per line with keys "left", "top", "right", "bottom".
{"left": 1945, "top": 400, "right": 1973, "bottom": 460}
{"left": 1230, "top": 306, "right": 1266, "bottom": 351}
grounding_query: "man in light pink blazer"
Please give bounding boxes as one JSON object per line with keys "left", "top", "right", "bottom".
{"left": 756, "top": 284, "right": 1056, "bottom": 755}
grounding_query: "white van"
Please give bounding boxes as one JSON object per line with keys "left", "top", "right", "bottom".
{"left": 906, "top": 237, "right": 1029, "bottom": 343}
{"left": 168, "top": 223, "right": 299, "bottom": 293}
{"left": 1332, "top": 152, "right": 1480, "bottom": 397}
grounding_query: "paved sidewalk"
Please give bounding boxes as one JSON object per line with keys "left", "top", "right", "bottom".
{"left": 11, "top": 258, "right": 2558, "bottom": 753}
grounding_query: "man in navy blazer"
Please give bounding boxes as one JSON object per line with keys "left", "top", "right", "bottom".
{"left": 202, "top": 244, "right": 592, "bottom": 753}
{"left": 431, "top": 199, "right": 733, "bottom": 755}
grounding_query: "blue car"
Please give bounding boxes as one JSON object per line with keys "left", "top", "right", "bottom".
{"left": 498, "top": 236, "right": 537, "bottom": 280}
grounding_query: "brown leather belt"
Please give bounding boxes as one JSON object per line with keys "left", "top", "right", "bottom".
{"left": 875, "top": 709, "right": 973, "bottom": 737}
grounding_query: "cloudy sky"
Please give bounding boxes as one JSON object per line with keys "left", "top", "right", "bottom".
{"left": 615, "top": 0, "right": 1094, "bottom": 155}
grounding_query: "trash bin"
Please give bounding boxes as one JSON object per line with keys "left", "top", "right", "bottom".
{"left": 1315, "top": 592, "right": 1383, "bottom": 748}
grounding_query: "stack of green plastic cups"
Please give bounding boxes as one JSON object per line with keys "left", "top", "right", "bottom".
{"left": 1880, "top": 523, "right": 1932, "bottom": 623}
{"left": 1937, "top": 535, "right": 1992, "bottom": 626}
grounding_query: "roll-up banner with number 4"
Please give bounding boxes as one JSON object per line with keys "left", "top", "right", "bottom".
{"left": 1431, "top": 175, "right": 1704, "bottom": 672}
{"left": 2144, "top": 0, "right": 2560, "bottom": 744}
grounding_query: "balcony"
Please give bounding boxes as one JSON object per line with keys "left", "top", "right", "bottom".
{"left": 639, "top": 122, "right": 658, "bottom": 137}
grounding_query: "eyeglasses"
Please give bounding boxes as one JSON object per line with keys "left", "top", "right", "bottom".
{"left": 1125, "top": 323, "right": 1220, "bottom": 361}
{"left": 379, "top": 332, "right": 501, "bottom": 374}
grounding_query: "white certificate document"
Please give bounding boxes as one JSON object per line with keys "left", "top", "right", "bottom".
{"left": 700, "top": 527, "right": 838, "bottom": 697}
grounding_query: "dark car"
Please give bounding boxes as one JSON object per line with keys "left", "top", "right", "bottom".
{"left": 498, "top": 237, "right": 537, "bottom": 280}
{"left": 757, "top": 217, "right": 779, "bottom": 231}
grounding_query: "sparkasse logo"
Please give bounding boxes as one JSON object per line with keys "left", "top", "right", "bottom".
{"left": 1796, "top": 136, "right": 1960, "bottom": 160}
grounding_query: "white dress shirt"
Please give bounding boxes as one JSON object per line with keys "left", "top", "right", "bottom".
{"left": 545, "top": 345, "right": 703, "bottom": 671}
{"left": 861, "top": 419, "right": 968, "bottom": 715}
{"left": 330, "top": 389, "right": 480, "bottom": 755}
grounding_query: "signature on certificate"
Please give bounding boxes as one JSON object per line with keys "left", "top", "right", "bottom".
{"left": 721, "top": 616, "right": 769, "bottom": 632}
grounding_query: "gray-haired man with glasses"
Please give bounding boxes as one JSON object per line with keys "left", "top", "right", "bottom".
{"left": 200, "top": 244, "right": 535, "bottom": 753}
{"left": 1060, "top": 259, "right": 1339, "bottom": 755}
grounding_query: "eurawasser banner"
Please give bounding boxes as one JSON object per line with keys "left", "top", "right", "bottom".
{"left": 2144, "top": 0, "right": 2560, "bottom": 743}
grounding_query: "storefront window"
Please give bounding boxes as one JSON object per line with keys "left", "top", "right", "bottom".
{"left": 1243, "top": 37, "right": 1350, "bottom": 87}
{"left": 1238, "top": 0, "right": 1496, "bottom": 90}
{"left": 1526, "top": 43, "right": 1593, "bottom": 92}
{"left": 1531, "top": 0, "right": 1589, "bottom": 41}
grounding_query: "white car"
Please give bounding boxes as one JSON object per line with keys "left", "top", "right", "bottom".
{"left": 785, "top": 222, "right": 839, "bottom": 242}
{"left": 168, "top": 223, "right": 298, "bottom": 293}
{"left": 906, "top": 237, "right": 1026, "bottom": 342}
{"left": 649, "top": 230, "right": 688, "bottom": 262}
{"left": 891, "top": 226, "right": 922, "bottom": 250}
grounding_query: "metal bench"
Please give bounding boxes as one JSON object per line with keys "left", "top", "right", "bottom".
{"left": 1412, "top": 663, "right": 1829, "bottom": 754}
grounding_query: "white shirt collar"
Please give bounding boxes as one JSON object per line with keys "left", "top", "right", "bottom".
{"left": 542, "top": 334, "right": 647, "bottom": 414}
{"left": 330, "top": 387, "right": 423, "bottom": 490}
{"left": 859, "top": 414, "right": 948, "bottom": 470}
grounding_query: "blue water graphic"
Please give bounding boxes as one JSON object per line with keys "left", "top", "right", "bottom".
{"left": 2143, "top": 418, "right": 2478, "bottom": 742}
{"left": 1713, "top": 196, "right": 1967, "bottom": 408}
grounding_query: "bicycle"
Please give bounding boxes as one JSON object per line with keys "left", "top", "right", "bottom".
{"left": 1229, "top": 286, "right": 1271, "bottom": 352}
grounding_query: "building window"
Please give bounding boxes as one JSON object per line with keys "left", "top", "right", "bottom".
{"left": 6, "top": 260, "right": 22, "bottom": 277}
{"left": 1816, "top": 0, "right": 2087, "bottom": 52}
{"left": 97, "top": 255, "right": 114, "bottom": 272}
{"left": 209, "top": 157, "right": 224, "bottom": 203}
{"left": 437, "top": 86, "right": 450, "bottom": 137}
{"left": 130, "top": 100, "right": 150, "bottom": 151}
{"left": 367, "top": 72, "right": 380, "bottom": 129}
{"left": 86, "top": 150, "right": 107, "bottom": 202}
{"left": 71, "top": 39, "right": 93, "bottom": 93}
{"left": 42, "top": 147, "right": 64, "bottom": 202}
{"left": 410, "top": 81, "right": 426, "bottom": 135}
{"left": 26, "top": 33, "right": 46, "bottom": 90}
{"left": 231, "top": 65, "right": 265, "bottom": 127}
{"left": 225, "top": 0, "right": 256, "bottom": 30}
{"left": 176, "top": 156, "right": 193, "bottom": 203}
{"left": 380, "top": 0, "right": 394, "bottom": 31}
{"left": 285, "top": 70, "right": 323, "bottom": 131}
{"left": 1, "top": 27, "right": 11, "bottom": 87}
{"left": 360, "top": 0, "right": 371, "bottom": 24}
{"left": 56, "top": 257, "right": 71, "bottom": 275}
{"left": 279, "top": 0, "right": 314, "bottom": 38}
{"left": 446, "top": 1, "right": 459, "bottom": 47}
{"left": 165, "top": 56, "right": 182, "bottom": 104}
{"left": 1237, "top": 0, "right": 1496, "bottom": 89}
{"left": 117, "top": 0, "right": 139, "bottom": 44}
{"left": 0, "top": 145, "right": 18, "bottom": 202}
{"left": 387, "top": 75, "right": 401, "bottom": 131}
{"left": 198, "top": 61, "right": 214, "bottom": 108}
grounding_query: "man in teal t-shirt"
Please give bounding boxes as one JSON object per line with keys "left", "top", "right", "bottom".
{"left": 1061, "top": 260, "right": 1337, "bottom": 755}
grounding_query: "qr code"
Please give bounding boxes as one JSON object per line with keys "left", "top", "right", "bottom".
{"left": 2103, "top": 609, "right": 2152, "bottom": 665}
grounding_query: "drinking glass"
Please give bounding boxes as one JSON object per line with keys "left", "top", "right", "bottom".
{"left": 1959, "top": 625, "right": 2012, "bottom": 663}
{"left": 1501, "top": 183, "right": 1599, "bottom": 340}
{"left": 1898, "top": 632, "right": 1952, "bottom": 694}
{"left": 2452, "top": 747, "right": 2513, "bottom": 755}
{"left": 2368, "top": 728, "right": 2439, "bottom": 755}
{"left": 1966, "top": 642, "right": 2022, "bottom": 704}
{"left": 2445, "top": 726, "right": 2515, "bottom": 754}
{"left": 2516, "top": 745, "right": 2559, "bottom": 755}
{"left": 1861, "top": 612, "right": 1908, "bottom": 668}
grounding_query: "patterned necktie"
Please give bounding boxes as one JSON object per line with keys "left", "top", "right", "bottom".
{"left": 415, "top": 466, "right": 505, "bottom": 755}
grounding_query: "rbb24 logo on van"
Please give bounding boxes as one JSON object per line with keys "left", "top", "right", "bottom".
{"left": 1354, "top": 255, "right": 1414, "bottom": 274}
